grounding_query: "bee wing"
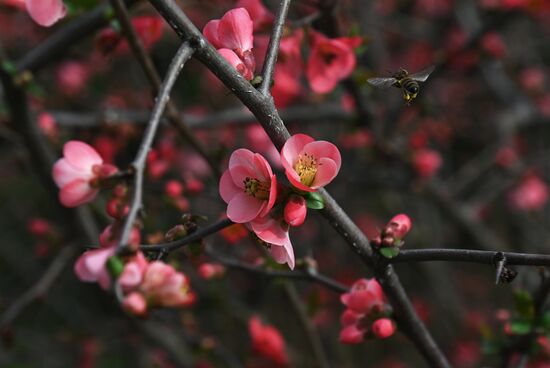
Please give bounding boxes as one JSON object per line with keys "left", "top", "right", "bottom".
{"left": 408, "top": 65, "right": 435, "bottom": 82}
{"left": 367, "top": 77, "right": 397, "bottom": 89}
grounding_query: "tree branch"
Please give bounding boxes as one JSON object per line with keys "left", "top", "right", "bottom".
{"left": 391, "top": 249, "right": 550, "bottom": 267}
{"left": 259, "top": 0, "right": 292, "bottom": 95}
{"left": 117, "top": 42, "right": 194, "bottom": 251}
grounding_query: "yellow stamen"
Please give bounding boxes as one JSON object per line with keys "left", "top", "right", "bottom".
{"left": 294, "top": 153, "right": 318, "bottom": 186}
{"left": 243, "top": 177, "right": 270, "bottom": 200}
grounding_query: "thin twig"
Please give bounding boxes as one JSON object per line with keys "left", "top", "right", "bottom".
{"left": 109, "top": 0, "right": 220, "bottom": 178}
{"left": 117, "top": 43, "right": 194, "bottom": 252}
{"left": 391, "top": 249, "right": 550, "bottom": 267}
{"left": 283, "top": 283, "right": 331, "bottom": 368}
{"left": 206, "top": 248, "right": 348, "bottom": 293}
{"left": 259, "top": 0, "right": 292, "bottom": 95}
{"left": 0, "top": 246, "right": 77, "bottom": 330}
{"left": 140, "top": 218, "right": 233, "bottom": 252}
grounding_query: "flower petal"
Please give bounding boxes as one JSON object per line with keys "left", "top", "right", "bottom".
{"left": 59, "top": 179, "right": 98, "bottom": 207}
{"left": 302, "top": 140, "right": 342, "bottom": 172}
{"left": 227, "top": 192, "right": 264, "bottom": 223}
{"left": 63, "top": 141, "right": 103, "bottom": 170}
{"left": 219, "top": 169, "right": 242, "bottom": 204}
{"left": 311, "top": 157, "right": 338, "bottom": 189}
{"left": 203, "top": 19, "right": 221, "bottom": 48}
{"left": 26, "top": 0, "right": 66, "bottom": 27}
{"left": 217, "top": 8, "right": 253, "bottom": 52}
{"left": 52, "top": 158, "right": 90, "bottom": 188}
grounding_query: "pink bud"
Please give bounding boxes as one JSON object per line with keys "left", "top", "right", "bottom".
{"left": 284, "top": 196, "right": 307, "bottom": 226}
{"left": 339, "top": 324, "right": 364, "bottom": 344}
{"left": 387, "top": 214, "right": 412, "bottom": 239}
{"left": 122, "top": 292, "right": 147, "bottom": 316}
{"left": 198, "top": 263, "right": 226, "bottom": 279}
{"left": 340, "top": 309, "right": 362, "bottom": 327}
{"left": 412, "top": 148, "right": 442, "bottom": 179}
{"left": 165, "top": 180, "right": 184, "bottom": 198}
{"left": 371, "top": 318, "right": 396, "bottom": 339}
{"left": 28, "top": 218, "right": 52, "bottom": 237}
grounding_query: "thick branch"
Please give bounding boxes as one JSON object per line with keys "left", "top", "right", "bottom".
{"left": 259, "top": 0, "right": 292, "bottom": 95}
{"left": 117, "top": 42, "right": 194, "bottom": 251}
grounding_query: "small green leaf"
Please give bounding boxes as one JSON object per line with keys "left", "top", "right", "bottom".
{"left": 305, "top": 192, "right": 324, "bottom": 210}
{"left": 106, "top": 256, "right": 124, "bottom": 278}
{"left": 509, "top": 320, "right": 531, "bottom": 335}
{"left": 514, "top": 290, "right": 534, "bottom": 319}
{"left": 380, "top": 246, "right": 400, "bottom": 259}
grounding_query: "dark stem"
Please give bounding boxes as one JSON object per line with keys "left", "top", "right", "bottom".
{"left": 117, "top": 42, "right": 194, "bottom": 251}
{"left": 259, "top": 0, "right": 292, "bottom": 95}
{"left": 140, "top": 218, "right": 233, "bottom": 252}
{"left": 391, "top": 249, "right": 550, "bottom": 267}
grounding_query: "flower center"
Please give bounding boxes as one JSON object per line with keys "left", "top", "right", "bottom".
{"left": 294, "top": 153, "right": 318, "bottom": 186}
{"left": 243, "top": 177, "right": 270, "bottom": 200}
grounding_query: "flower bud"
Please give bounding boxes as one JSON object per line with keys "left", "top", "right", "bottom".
{"left": 284, "top": 196, "right": 307, "bottom": 226}
{"left": 122, "top": 292, "right": 147, "bottom": 316}
{"left": 387, "top": 214, "right": 412, "bottom": 239}
{"left": 371, "top": 318, "right": 396, "bottom": 339}
{"left": 339, "top": 324, "right": 364, "bottom": 344}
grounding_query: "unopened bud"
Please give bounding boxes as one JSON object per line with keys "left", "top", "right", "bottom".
{"left": 284, "top": 196, "right": 307, "bottom": 226}
{"left": 371, "top": 318, "right": 396, "bottom": 339}
{"left": 165, "top": 224, "right": 188, "bottom": 241}
{"left": 386, "top": 214, "right": 412, "bottom": 240}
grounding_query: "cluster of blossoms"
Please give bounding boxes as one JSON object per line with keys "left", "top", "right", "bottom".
{"left": 371, "top": 214, "right": 412, "bottom": 258}
{"left": 340, "top": 278, "right": 396, "bottom": 344}
{"left": 203, "top": 2, "right": 361, "bottom": 101}
{"left": 220, "top": 134, "right": 341, "bottom": 269}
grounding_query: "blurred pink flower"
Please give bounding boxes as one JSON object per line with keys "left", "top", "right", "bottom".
{"left": 339, "top": 323, "right": 365, "bottom": 344}
{"left": 508, "top": 174, "right": 549, "bottom": 211}
{"left": 198, "top": 263, "right": 226, "bottom": 279}
{"left": 140, "top": 261, "right": 194, "bottom": 307}
{"left": 306, "top": 31, "right": 360, "bottom": 94}
{"left": 25, "top": 0, "right": 66, "bottom": 27}
{"left": 74, "top": 247, "right": 116, "bottom": 290}
{"left": 203, "top": 8, "right": 255, "bottom": 80}
{"left": 249, "top": 316, "right": 288, "bottom": 366}
{"left": 280, "top": 134, "right": 341, "bottom": 192}
{"left": 122, "top": 292, "right": 147, "bottom": 316}
{"left": 52, "top": 141, "right": 118, "bottom": 207}
{"left": 56, "top": 61, "right": 90, "bottom": 95}
{"left": 412, "top": 148, "right": 442, "bottom": 179}
{"left": 481, "top": 32, "right": 507, "bottom": 58}
{"left": 219, "top": 149, "right": 277, "bottom": 223}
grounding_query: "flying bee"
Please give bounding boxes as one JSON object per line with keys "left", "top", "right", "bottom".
{"left": 367, "top": 65, "right": 435, "bottom": 104}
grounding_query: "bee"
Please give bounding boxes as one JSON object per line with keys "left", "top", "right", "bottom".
{"left": 367, "top": 65, "right": 435, "bottom": 104}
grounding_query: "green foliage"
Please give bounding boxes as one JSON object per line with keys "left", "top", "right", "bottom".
{"left": 106, "top": 255, "right": 124, "bottom": 278}
{"left": 380, "top": 246, "right": 400, "bottom": 259}
{"left": 305, "top": 191, "right": 324, "bottom": 210}
{"left": 514, "top": 290, "right": 534, "bottom": 320}
{"left": 509, "top": 319, "right": 532, "bottom": 335}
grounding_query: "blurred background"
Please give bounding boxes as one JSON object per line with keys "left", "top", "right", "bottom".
{"left": 1, "top": 0, "right": 550, "bottom": 367}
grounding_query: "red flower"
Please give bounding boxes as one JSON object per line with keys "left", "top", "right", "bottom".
{"left": 249, "top": 316, "right": 288, "bottom": 366}
{"left": 306, "top": 31, "right": 360, "bottom": 94}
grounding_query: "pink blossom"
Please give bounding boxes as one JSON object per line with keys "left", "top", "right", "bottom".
{"left": 250, "top": 215, "right": 295, "bottom": 269}
{"left": 198, "top": 263, "right": 226, "bottom": 279}
{"left": 165, "top": 180, "right": 184, "bottom": 198}
{"left": 508, "top": 174, "right": 549, "bottom": 211}
{"left": 481, "top": 32, "right": 507, "bottom": 58}
{"left": 306, "top": 31, "right": 360, "bottom": 94}
{"left": 248, "top": 316, "right": 288, "bottom": 366}
{"left": 52, "top": 141, "right": 117, "bottom": 207}
{"left": 219, "top": 149, "right": 277, "bottom": 223}
{"left": 56, "top": 61, "right": 90, "bottom": 95}
{"left": 74, "top": 247, "right": 116, "bottom": 290}
{"left": 28, "top": 218, "right": 53, "bottom": 237}
{"left": 340, "top": 278, "right": 385, "bottom": 314}
{"left": 245, "top": 124, "right": 281, "bottom": 168}
{"left": 284, "top": 196, "right": 307, "bottom": 227}
{"left": 519, "top": 67, "right": 545, "bottom": 93}
{"left": 38, "top": 112, "right": 58, "bottom": 139}
{"left": 280, "top": 134, "right": 341, "bottom": 192}
{"left": 25, "top": 0, "right": 66, "bottom": 27}
{"left": 371, "top": 318, "right": 396, "bottom": 339}
{"left": 203, "top": 8, "right": 255, "bottom": 80}
{"left": 339, "top": 324, "right": 365, "bottom": 344}
{"left": 412, "top": 148, "right": 442, "bottom": 179}
{"left": 122, "top": 292, "right": 147, "bottom": 316}
{"left": 140, "top": 261, "right": 194, "bottom": 307}
{"left": 236, "top": 0, "right": 274, "bottom": 31}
